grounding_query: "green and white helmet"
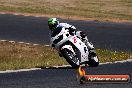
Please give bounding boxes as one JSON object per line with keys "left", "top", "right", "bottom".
{"left": 48, "top": 18, "right": 59, "bottom": 31}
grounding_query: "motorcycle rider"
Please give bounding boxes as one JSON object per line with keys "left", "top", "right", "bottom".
{"left": 48, "top": 18, "right": 94, "bottom": 54}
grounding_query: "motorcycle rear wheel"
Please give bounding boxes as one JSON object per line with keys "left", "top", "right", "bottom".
{"left": 88, "top": 52, "right": 99, "bottom": 67}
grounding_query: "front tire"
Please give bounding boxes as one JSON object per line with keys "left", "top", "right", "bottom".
{"left": 61, "top": 48, "right": 80, "bottom": 68}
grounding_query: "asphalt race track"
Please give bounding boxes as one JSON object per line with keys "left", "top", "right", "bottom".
{"left": 0, "top": 14, "right": 132, "bottom": 88}
{"left": 0, "top": 14, "right": 132, "bottom": 52}
{"left": 0, "top": 61, "right": 132, "bottom": 88}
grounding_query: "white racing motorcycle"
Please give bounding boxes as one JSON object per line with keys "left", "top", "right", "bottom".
{"left": 50, "top": 27, "right": 99, "bottom": 68}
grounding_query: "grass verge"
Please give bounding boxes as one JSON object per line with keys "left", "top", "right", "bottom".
{"left": 0, "top": 0, "right": 132, "bottom": 22}
{"left": 0, "top": 41, "right": 131, "bottom": 71}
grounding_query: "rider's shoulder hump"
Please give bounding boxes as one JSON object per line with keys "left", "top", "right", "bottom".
{"left": 57, "top": 26, "right": 63, "bottom": 30}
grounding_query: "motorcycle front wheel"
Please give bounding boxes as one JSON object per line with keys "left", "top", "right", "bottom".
{"left": 61, "top": 48, "right": 80, "bottom": 68}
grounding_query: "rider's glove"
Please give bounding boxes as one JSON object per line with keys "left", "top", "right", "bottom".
{"left": 80, "top": 31, "right": 87, "bottom": 41}
{"left": 69, "top": 26, "right": 76, "bottom": 35}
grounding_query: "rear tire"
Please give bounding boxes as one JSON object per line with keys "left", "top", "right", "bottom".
{"left": 61, "top": 48, "right": 80, "bottom": 69}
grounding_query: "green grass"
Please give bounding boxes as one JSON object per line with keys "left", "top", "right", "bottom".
{"left": 0, "top": 0, "right": 132, "bottom": 21}
{"left": 0, "top": 41, "right": 131, "bottom": 71}
{"left": 96, "top": 49, "right": 131, "bottom": 63}
{"left": 0, "top": 41, "right": 68, "bottom": 70}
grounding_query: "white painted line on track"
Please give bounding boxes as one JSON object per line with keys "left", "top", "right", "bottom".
{"left": 52, "top": 65, "right": 71, "bottom": 68}
{"left": 0, "top": 40, "right": 41, "bottom": 46}
{"left": 99, "top": 59, "right": 132, "bottom": 65}
{"left": 0, "top": 68, "right": 41, "bottom": 74}
{"left": 18, "top": 42, "right": 25, "bottom": 44}
{"left": 44, "top": 45, "right": 50, "bottom": 46}
{"left": 14, "top": 13, "right": 19, "bottom": 15}
{"left": 0, "top": 40, "right": 7, "bottom": 42}
{"left": 33, "top": 44, "right": 40, "bottom": 46}
{"left": 25, "top": 43, "right": 30, "bottom": 45}
{"left": 0, "top": 12, "right": 5, "bottom": 14}
{"left": 9, "top": 41, "right": 15, "bottom": 43}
